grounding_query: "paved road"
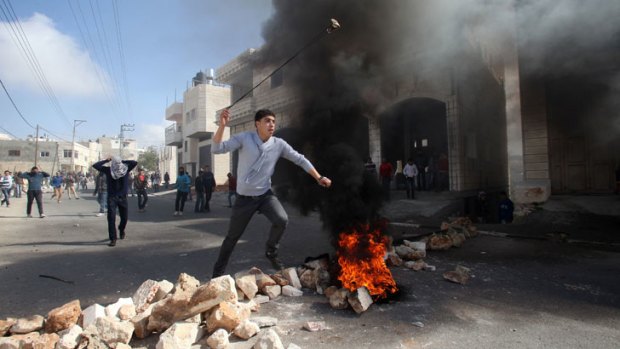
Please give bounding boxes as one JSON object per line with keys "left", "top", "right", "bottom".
{"left": 1, "top": 190, "right": 619, "bottom": 348}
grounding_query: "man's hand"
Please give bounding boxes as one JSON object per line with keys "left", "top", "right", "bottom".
{"left": 318, "top": 176, "right": 332, "bottom": 188}
{"left": 219, "top": 109, "right": 230, "bottom": 127}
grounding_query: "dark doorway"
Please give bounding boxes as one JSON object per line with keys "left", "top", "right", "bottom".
{"left": 380, "top": 98, "right": 448, "bottom": 191}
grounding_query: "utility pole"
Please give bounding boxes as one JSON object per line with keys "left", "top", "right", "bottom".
{"left": 71, "top": 120, "right": 87, "bottom": 171}
{"left": 34, "top": 124, "right": 39, "bottom": 167}
{"left": 119, "top": 124, "right": 135, "bottom": 157}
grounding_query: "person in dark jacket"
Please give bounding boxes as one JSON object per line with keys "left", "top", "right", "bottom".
{"left": 92, "top": 156, "right": 138, "bottom": 246}
{"left": 18, "top": 166, "right": 50, "bottom": 218}
{"left": 194, "top": 170, "right": 205, "bottom": 213}
{"left": 93, "top": 171, "right": 107, "bottom": 216}
{"left": 134, "top": 168, "right": 149, "bottom": 212}
{"left": 202, "top": 165, "right": 216, "bottom": 212}
{"left": 174, "top": 167, "right": 191, "bottom": 216}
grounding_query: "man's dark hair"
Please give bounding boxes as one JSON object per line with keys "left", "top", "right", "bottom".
{"left": 254, "top": 109, "right": 275, "bottom": 122}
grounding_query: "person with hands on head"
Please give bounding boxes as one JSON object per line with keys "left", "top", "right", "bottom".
{"left": 18, "top": 166, "right": 50, "bottom": 218}
{"left": 210, "top": 108, "right": 332, "bottom": 278}
{"left": 92, "top": 155, "right": 138, "bottom": 246}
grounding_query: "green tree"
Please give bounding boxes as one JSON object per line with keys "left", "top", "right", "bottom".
{"left": 138, "top": 147, "right": 159, "bottom": 171}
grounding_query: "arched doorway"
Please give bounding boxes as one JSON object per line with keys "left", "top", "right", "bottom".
{"left": 379, "top": 98, "right": 449, "bottom": 191}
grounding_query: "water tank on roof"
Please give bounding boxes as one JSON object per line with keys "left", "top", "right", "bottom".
{"left": 193, "top": 71, "right": 207, "bottom": 86}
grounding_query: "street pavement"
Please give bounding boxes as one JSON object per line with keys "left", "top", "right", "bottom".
{"left": 1, "top": 189, "right": 619, "bottom": 348}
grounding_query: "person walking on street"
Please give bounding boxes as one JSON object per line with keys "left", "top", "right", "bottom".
{"left": 379, "top": 158, "right": 393, "bottom": 201}
{"left": 210, "top": 109, "right": 332, "bottom": 278}
{"left": 202, "top": 165, "right": 216, "bottom": 212}
{"left": 164, "top": 172, "right": 170, "bottom": 189}
{"left": 403, "top": 158, "right": 418, "bottom": 200}
{"left": 128, "top": 172, "right": 135, "bottom": 197}
{"left": 134, "top": 168, "right": 149, "bottom": 212}
{"left": 93, "top": 171, "right": 107, "bottom": 217}
{"left": 13, "top": 172, "right": 23, "bottom": 198}
{"left": 194, "top": 170, "right": 205, "bottom": 213}
{"left": 92, "top": 156, "right": 138, "bottom": 246}
{"left": 65, "top": 173, "right": 80, "bottom": 199}
{"left": 226, "top": 172, "right": 237, "bottom": 208}
{"left": 174, "top": 167, "right": 191, "bottom": 216}
{"left": 187, "top": 173, "right": 193, "bottom": 201}
{"left": 50, "top": 172, "right": 64, "bottom": 203}
{"left": 0, "top": 171, "right": 13, "bottom": 207}
{"left": 19, "top": 167, "right": 50, "bottom": 218}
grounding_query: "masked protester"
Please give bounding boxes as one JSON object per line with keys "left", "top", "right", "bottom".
{"left": 18, "top": 166, "right": 50, "bottom": 218}
{"left": 92, "top": 156, "right": 138, "bottom": 246}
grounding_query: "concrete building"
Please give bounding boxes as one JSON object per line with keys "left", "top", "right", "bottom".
{"left": 95, "top": 136, "right": 141, "bottom": 161}
{"left": 164, "top": 71, "right": 231, "bottom": 184}
{"left": 212, "top": 5, "right": 618, "bottom": 204}
{"left": 0, "top": 137, "right": 93, "bottom": 174}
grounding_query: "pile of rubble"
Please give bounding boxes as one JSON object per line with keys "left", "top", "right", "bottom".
{"left": 425, "top": 217, "right": 479, "bottom": 250}
{"left": 0, "top": 268, "right": 323, "bottom": 349}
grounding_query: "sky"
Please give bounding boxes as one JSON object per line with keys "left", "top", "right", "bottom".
{"left": 0, "top": 0, "right": 273, "bottom": 148}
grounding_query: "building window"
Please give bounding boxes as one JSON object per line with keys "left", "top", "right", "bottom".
{"left": 74, "top": 151, "right": 79, "bottom": 158}
{"left": 63, "top": 150, "right": 73, "bottom": 158}
{"left": 421, "top": 139, "right": 429, "bottom": 147}
{"left": 40, "top": 151, "right": 50, "bottom": 157}
{"left": 271, "top": 70, "right": 283, "bottom": 88}
{"left": 8, "top": 150, "right": 20, "bottom": 156}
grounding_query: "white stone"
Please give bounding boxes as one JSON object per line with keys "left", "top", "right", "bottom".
{"left": 0, "top": 337, "right": 20, "bottom": 349}
{"left": 263, "top": 285, "right": 281, "bottom": 300}
{"left": 154, "top": 280, "right": 175, "bottom": 302}
{"left": 303, "top": 321, "right": 327, "bottom": 332}
{"left": 82, "top": 303, "right": 106, "bottom": 329}
{"left": 254, "top": 295, "right": 270, "bottom": 304}
{"left": 156, "top": 322, "right": 204, "bottom": 349}
{"left": 253, "top": 328, "right": 284, "bottom": 349}
{"left": 281, "top": 268, "right": 302, "bottom": 289}
{"left": 116, "top": 344, "right": 132, "bottom": 349}
{"left": 233, "top": 320, "right": 260, "bottom": 340}
{"left": 206, "top": 329, "right": 229, "bottom": 349}
{"left": 10, "top": 315, "right": 44, "bottom": 334}
{"left": 403, "top": 240, "right": 426, "bottom": 251}
{"left": 91, "top": 316, "right": 134, "bottom": 346}
{"left": 348, "top": 287, "right": 373, "bottom": 314}
{"left": 287, "top": 344, "right": 302, "bottom": 349}
{"left": 133, "top": 279, "right": 160, "bottom": 313}
{"left": 236, "top": 273, "right": 258, "bottom": 300}
{"left": 105, "top": 297, "right": 134, "bottom": 319}
{"left": 281, "top": 285, "right": 303, "bottom": 297}
{"left": 249, "top": 316, "right": 278, "bottom": 328}
{"left": 56, "top": 324, "right": 83, "bottom": 349}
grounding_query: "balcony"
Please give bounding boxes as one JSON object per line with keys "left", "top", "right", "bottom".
{"left": 165, "top": 102, "right": 183, "bottom": 122}
{"left": 165, "top": 124, "right": 182, "bottom": 146}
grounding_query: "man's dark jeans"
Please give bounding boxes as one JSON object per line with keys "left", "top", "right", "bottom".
{"left": 194, "top": 191, "right": 205, "bottom": 212}
{"left": 137, "top": 189, "right": 148, "bottom": 209}
{"left": 212, "top": 191, "right": 288, "bottom": 278}
{"left": 405, "top": 177, "right": 416, "bottom": 199}
{"left": 204, "top": 188, "right": 213, "bottom": 212}
{"left": 26, "top": 190, "right": 43, "bottom": 215}
{"left": 175, "top": 191, "right": 188, "bottom": 211}
{"left": 107, "top": 195, "right": 128, "bottom": 241}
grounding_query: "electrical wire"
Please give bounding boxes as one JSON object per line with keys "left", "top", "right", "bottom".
{"left": 0, "top": 78, "right": 36, "bottom": 130}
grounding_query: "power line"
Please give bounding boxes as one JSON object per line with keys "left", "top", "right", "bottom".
{"left": 0, "top": 77, "right": 36, "bottom": 130}
{"left": 112, "top": 0, "right": 132, "bottom": 120}
{"left": 0, "top": 0, "right": 72, "bottom": 128}
{"left": 0, "top": 125, "right": 18, "bottom": 139}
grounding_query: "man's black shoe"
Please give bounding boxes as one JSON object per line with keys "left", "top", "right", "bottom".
{"left": 108, "top": 240, "right": 116, "bottom": 247}
{"left": 266, "top": 251, "right": 285, "bottom": 271}
{"left": 120, "top": 231, "right": 125, "bottom": 240}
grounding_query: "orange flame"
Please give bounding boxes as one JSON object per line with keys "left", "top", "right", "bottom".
{"left": 337, "top": 225, "right": 398, "bottom": 300}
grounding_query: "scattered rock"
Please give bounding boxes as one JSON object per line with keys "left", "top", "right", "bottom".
{"left": 45, "top": 299, "right": 81, "bottom": 333}
{"left": 348, "top": 287, "right": 373, "bottom": 314}
{"left": 443, "top": 265, "right": 471, "bottom": 285}
{"left": 174, "top": 273, "right": 200, "bottom": 293}
{"left": 328, "top": 288, "right": 350, "bottom": 310}
{"left": 254, "top": 295, "right": 270, "bottom": 304}
{"left": 0, "top": 318, "right": 16, "bottom": 336}
{"left": 282, "top": 268, "right": 302, "bottom": 289}
{"left": 249, "top": 316, "right": 278, "bottom": 328}
{"left": 303, "top": 321, "right": 327, "bottom": 332}
{"left": 428, "top": 234, "right": 453, "bottom": 250}
{"left": 153, "top": 280, "right": 174, "bottom": 303}
{"left": 105, "top": 298, "right": 134, "bottom": 319}
{"left": 253, "top": 328, "right": 284, "bottom": 349}
{"left": 130, "top": 303, "right": 154, "bottom": 339}
{"left": 263, "top": 285, "right": 281, "bottom": 299}
{"left": 156, "top": 322, "right": 203, "bottom": 349}
{"left": 236, "top": 273, "right": 259, "bottom": 300}
{"left": 81, "top": 304, "right": 105, "bottom": 329}
{"left": 205, "top": 329, "right": 229, "bottom": 349}
{"left": 56, "top": 324, "right": 83, "bottom": 349}
{"left": 132, "top": 279, "right": 160, "bottom": 313}
{"left": 233, "top": 320, "right": 260, "bottom": 340}
{"left": 282, "top": 285, "right": 303, "bottom": 297}
{"left": 88, "top": 316, "right": 134, "bottom": 347}
{"left": 206, "top": 300, "right": 251, "bottom": 333}
{"left": 403, "top": 240, "right": 426, "bottom": 251}
{"left": 404, "top": 260, "right": 426, "bottom": 271}
{"left": 118, "top": 304, "right": 136, "bottom": 321}
{"left": 10, "top": 315, "right": 44, "bottom": 334}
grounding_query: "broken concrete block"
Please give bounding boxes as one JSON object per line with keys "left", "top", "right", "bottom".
{"left": 9, "top": 331, "right": 40, "bottom": 349}
{"left": 236, "top": 273, "right": 258, "bottom": 300}
{"left": 0, "top": 319, "right": 16, "bottom": 336}
{"left": 423, "top": 264, "right": 436, "bottom": 272}
{"left": 263, "top": 285, "right": 281, "bottom": 299}
{"left": 428, "top": 234, "right": 453, "bottom": 250}
{"left": 0, "top": 337, "right": 20, "bottom": 349}
{"left": 403, "top": 240, "right": 426, "bottom": 251}
{"left": 304, "top": 255, "right": 330, "bottom": 270}
{"left": 282, "top": 285, "right": 303, "bottom": 297}
{"left": 404, "top": 260, "right": 426, "bottom": 271}
{"left": 348, "top": 287, "right": 373, "bottom": 314}
{"left": 242, "top": 299, "right": 261, "bottom": 312}
{"left": 328, "top": 288, "right": 350, "bottom": 310}
{"left": 90, "top": 316, "right": 134, "bottom": 346}
{"left": 254, "top": 328, "right": 284, "bottom": 349}
{"left": 56, "top": 324, "right": 83, "bottom": 349}
{"left": 254, "top": 295, "right": 270, "bottom": 304}
{"left": 174, "top": 273, "right": 200, "bottom": 294}
{"left": 45, "top": 299, "right": 81, "bottom": 333}
{"left": 386, "top": 252, "right": 403, "bottom": 267}
{"left": 81, "top": 304, "right": 105, "bottom": 329}
{"left": 256, "top": 274, "right": 277, "bottom": 291}
{"left": 105, "top": 297, "right": 134, "bottom": 319}
{"left": 270, "top": 273, "right": 289, "bottom": 287}
{"left": 156, "top": 322, "right": 203, "bottom": 349}
{"left": 233, "top": 319, "right": 260, "bottom": 340}
{"left": 206, "top": 301, "right": 251, "bottom": 333}
{"left": 153, "top": 280, "right": 174, "bottom": 303}
{"left": 118, "top": 304, "right": 136, "bottom": 321}
{"left": 10, "top": 315, "right": 44, "bottom": 334}
{"left": 303, "top": 321, "right": 327, "bottom": 332}
{"left": 131, "top": 303, "right": 154, "bottom": 339}
{"left": 324, "top": 286, "right": 338, "bottom": 298}
{"left": 282, "top": 268, "right": 302, "bottom": 289}
{"left": 298, "top": 268, "right": 319, "bottom": 290}
{"left": 206, "top": 328, "right": 229, "bottom": 349}
{"left": 287, "top": 344, "right": 302, "bottom": 349}
{"left": 76, "top": 329, "right": 110, "bottom": 349}
{"left": 395, "top": 245, "right": 426, "bottom": 260}
{"left": 249, "top": 316, "right": 278, "bottom": 328}
{"left": 443, "top": 265, "right": 471, "bottom": 285}
{"left": 133, "top": 279, "right": 160, "bottom": 313}
{"left": 30, "top": 332, "right": 59, "bottom": 349}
